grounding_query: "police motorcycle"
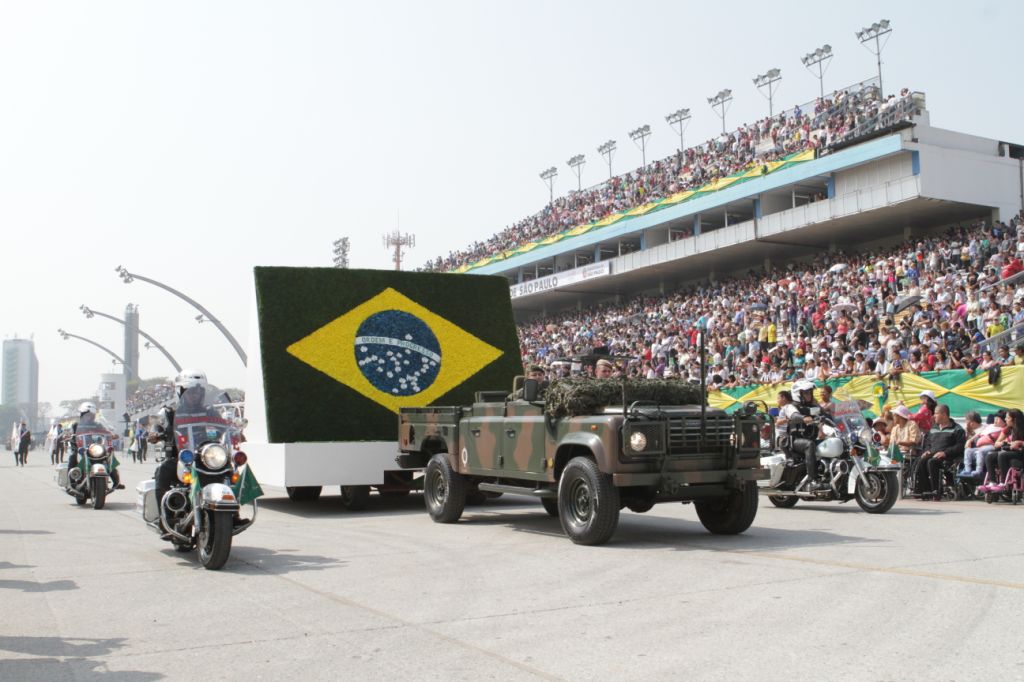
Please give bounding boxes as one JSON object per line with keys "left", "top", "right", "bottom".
{"left": 760, "top": 389, "right": 900, "bottom": 514}
{"left": 55, "top": 403, "right": 122, "bottom": 510}
{"left": 137, "top": 370, "right": 262, "bottom": 570}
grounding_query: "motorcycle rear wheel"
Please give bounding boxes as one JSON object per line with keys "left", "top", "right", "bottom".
{"left": 198, "top": 510, "right": 233, "bottom": 570}
{"left": 768, "top": 495, "right": 798, "bottom": 508}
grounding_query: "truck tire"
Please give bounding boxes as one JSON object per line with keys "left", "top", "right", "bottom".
{"left": 541, "top": 497, "right": 559, "bottom": 517}
{"left": 558, "top": 457, "right": 619, "bottom": 545}
{"left": 286, "top": 486, "right": 322, "bottom": 502}
{"left": 424, "top": 454, "right": 465, "bottom": 523}
{"left": 340, "top": 485, "right": 371, "bottom": 511}
{"left": 695, "top": 481, "right": 758, "bottom": 535}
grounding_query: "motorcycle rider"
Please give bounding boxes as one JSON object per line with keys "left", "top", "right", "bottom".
{"left": 789, "top": 380, "right": 824, "bottom": 490}
{"left": 150, "top": 369, "right": 229, "bottom": 529}
{"left": 66, "top": 402, "right": 124, "bottom": 490}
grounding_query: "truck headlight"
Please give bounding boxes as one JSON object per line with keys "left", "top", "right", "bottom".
{"left": 629, "top": 431, "right": 648, "bottom": 452}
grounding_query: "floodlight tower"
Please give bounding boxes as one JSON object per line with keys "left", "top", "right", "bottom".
{"left": 801, "top": 44, "right": 833, "bottom": 100}
{"left": 597, "top": 140, "right": 617, "bottom": 179}
{"left": 628, "top": 124, "right": 651, "bottom": 167}
{"left": 664, "top": 108, "right": 691, "bottom": 152}
{"left": 539, "top": 166, "right": 558, "bottom": 205}
{"left": 753, "top": 68, "right": 782, "bottom": 118}
{"left": 707, "top": 89, "right": 733, "bottom": 135}
{"left": 332, "top": 237, "right": 350, "bottom": 268}
{"left": 383, "top": 230, "right": 415, "bottom": 271}
{"left": 566, "top": 154, "right": 586, "bottom": 192}
{"left": 857, "top": 19, "right": 893, "bottom": 95}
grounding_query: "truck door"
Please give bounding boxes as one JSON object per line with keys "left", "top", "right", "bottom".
{"left": 462, "top": 412, "right": 502, "bottom": 474}
{"left": 502, "top": 404, "right": 546, "bottom": 476}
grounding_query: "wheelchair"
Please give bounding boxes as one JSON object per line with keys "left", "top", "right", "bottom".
{"left": 901, "top": 453, "right": 962, "bottom": 501}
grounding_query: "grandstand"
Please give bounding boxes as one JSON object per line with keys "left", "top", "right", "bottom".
{"left": 431, "top": 81, "right": 1023, "bottom": 323}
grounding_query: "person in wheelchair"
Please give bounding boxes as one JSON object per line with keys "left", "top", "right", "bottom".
{"left": 915, "top": 404, "right": 966, "bottom": 500}
{"left": 981, "top": 408, "right": 1024, "bottom": 491}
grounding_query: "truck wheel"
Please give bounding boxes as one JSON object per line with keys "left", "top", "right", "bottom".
{"left": 424, "top": 454, "right": 465, "bottom": 523}
{"left": 695, "top": 481, "right": 758, "bottom": 535}
{"left": 340, "top": 485, "right": 371, "bottom": 511}
{"left": 541, "top": 497, "right": 559, "bottom": 517}
{"left": 286, "top": 486, "right": 322, "bottom": 502}
{"left": 558, "top": 457, "right": 619, "bottom": 545}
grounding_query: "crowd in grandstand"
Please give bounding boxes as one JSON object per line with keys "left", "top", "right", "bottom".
{"left": 518, "top": 215, "right": 1024, "bottom": 389}
{"left": 425, "top": 84, "right": 919, "bottom": 272}
{"left": 126, "top": 383, "right": 174, "bottom": 415}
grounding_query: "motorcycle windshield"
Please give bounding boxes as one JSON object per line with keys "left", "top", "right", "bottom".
{"left": 75, "top": 425, "right": 113, "bottom": 450}
{"left": 174, "top": 384, "right": 233, "bottom": 451}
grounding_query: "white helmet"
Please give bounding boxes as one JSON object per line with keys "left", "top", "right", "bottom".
{"left": 792, "top": 379, "right": 815, "bottom": 394}
{"left": 79, "top": 402, "right": 97, "bottom": 416}
{"left": 175, "top": 369, "right": 207, "bottom": 395}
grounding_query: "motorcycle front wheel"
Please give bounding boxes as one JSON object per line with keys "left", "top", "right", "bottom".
{"left": 768, "top": 495, "right": 798, "bottom": 508}
{"left": 855, "top": 472, "right": 898, "bottom": 514}
{"left": 197, "top": 510, "right": 233, "bottom": 570}
{"left": 91, "top": 478, "right": 107, "bottom": 510}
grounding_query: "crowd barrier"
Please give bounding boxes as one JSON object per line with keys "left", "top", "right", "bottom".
{"left": 708, "top": 365, "right": 1024, "bottom": 419}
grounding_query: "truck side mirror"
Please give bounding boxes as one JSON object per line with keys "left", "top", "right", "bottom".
{"left": 523, "top": 378, "right": 540, "bottom": 402}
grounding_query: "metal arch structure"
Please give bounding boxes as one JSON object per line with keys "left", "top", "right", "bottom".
{"left": 57, "top": 329, "right": 135, "bottom": 379}
{"left": 115, "top": 266, "right": 247, "bottom": 366}
{"left": 80, "top": 305, "right": 183, "bottom": 373}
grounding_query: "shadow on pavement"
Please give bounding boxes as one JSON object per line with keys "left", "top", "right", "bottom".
{"left": 256, "top": 493, "right": 426, "bottom": 519}
{"left": 0, "top": 636, "right": 126, "bottom": 658}
{"left": 0, "top": 529, "right": 53, "bottom": 535}
{"left": 0, "top": 579, "right": 78, "bottom": 593}
{"left": 231, "top": 547, "right": 348, "bottom": 575}
{"left": 159, "top": 545, "right": 345, "bottom": 575}
{"left": 0, "top": 658, "right": 162, "bottom": 681}
{"left": 99, "top": 502, "right": 136, "bottom": 512}
{"left": 0, "top": 561, "right": 33, "bottom": 570}
{"left": 777, "top": 504, "right": 951, "bottom": 515}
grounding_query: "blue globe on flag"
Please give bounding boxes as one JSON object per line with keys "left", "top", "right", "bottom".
{"left": 355, "top": 310, "right": 441, "bottom": 396}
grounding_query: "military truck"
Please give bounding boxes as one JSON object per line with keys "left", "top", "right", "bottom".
{"left": 397, "top": 377, "right": 766, "bottom": 545}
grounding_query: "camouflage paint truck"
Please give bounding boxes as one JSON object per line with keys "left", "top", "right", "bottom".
{"left": 397, "top": 378, "right": 766, "bottom": 545}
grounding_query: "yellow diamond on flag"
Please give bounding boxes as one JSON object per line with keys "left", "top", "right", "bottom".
{"left": 286, "top": 288, "right": 503, "bottom": 414}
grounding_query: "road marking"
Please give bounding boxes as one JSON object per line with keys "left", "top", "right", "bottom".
{"left": 730, "top": 550, "right": 1024, "bottom": 590}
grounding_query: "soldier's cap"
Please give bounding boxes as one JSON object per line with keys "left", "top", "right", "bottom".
{"left": 596, "top": 359, "right": 614, "bottom": 369}
{"left": 528, "top": 364, "right": 545, "bottom": 373}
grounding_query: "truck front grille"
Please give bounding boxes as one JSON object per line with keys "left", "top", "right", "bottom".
{"left": 667, "top": 415, "right": 734, "bottom": 455}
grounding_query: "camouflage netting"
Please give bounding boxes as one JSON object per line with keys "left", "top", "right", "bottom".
{"left": 544, "top": 378, "right": 705, "bottom": 419}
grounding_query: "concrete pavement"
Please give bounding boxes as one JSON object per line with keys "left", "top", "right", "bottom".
{"left": 1, "top": 454, "right": 1023, "bottom": 680}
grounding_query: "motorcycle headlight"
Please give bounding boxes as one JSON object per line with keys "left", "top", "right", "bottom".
{"left": 200, "top": 444, "right": 229, "bottom": 470}
{"left": 629, "top": 431, "right": 648, "bottom": 452}
{"left": 87, "top": 443, "right": 106, "bottom": 458}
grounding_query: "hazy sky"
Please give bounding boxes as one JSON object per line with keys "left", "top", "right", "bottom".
{"left": 1, "top": 0, "right": 1021, "bottom": 410}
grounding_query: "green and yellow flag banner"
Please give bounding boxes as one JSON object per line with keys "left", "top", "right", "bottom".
{"left": 456, "top": 148, "right": 817, "bottom": 272}
{"left": 254, "top": 267, "right": 522, "bottom": 443}
{"left": 708, "top": 366, "right": 1024, "bottom": 420}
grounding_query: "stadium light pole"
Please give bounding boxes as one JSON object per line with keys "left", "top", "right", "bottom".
{"left": 628, "top": 124, "right": 651, "bottom": 168}
{"left": 753, "top": 68, "right": 782, "bottom": 118}
{"left": 856, "top": 19, "right": 892, "bottom": 96}
{"left": 539, "top": 166, "right": 558, "bottom": 205}
{"left": 332, "top": 237, "right": 350, "bottom": 268}
{"left": 80, "top": 305, "right": 182, "bottom": 373}
{"left": 567, "top": 154, "right": 586, "bottom": 192}
{"left": 801, "top": 44, "right": 833, "bottom": 100}
{"left": 57, "top": 328, "right": 135, "bottom": 379}
{"left": 707, "top": 89, "right": 733, "bottom": 135}
{"left": 664, "top": 108, "right": 691, "bottom": 153}
{"left": 115, "top": 265, "right": 247, "bottom": 366}
{"left": 597, "top": 140, "right": 617, "bottom": 179}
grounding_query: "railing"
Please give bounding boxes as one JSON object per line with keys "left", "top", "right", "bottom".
{"left": 974, "top": 321, "right": 1024, "bottom": 353}
{"left": 979, "top": 269, "right": 1024, "bottom": 293}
